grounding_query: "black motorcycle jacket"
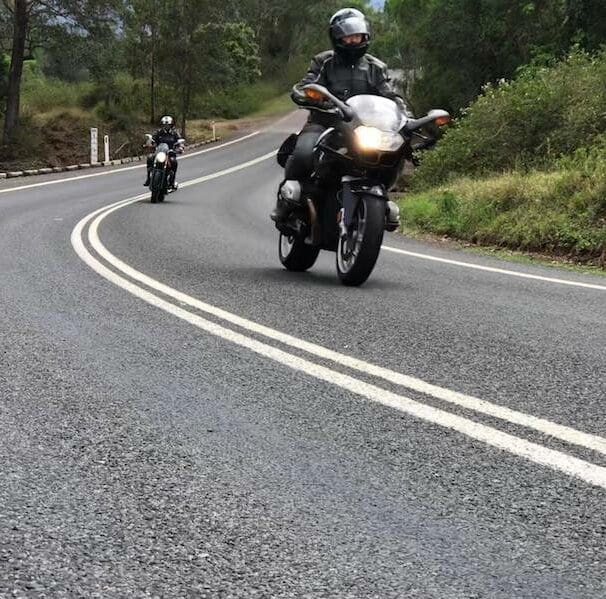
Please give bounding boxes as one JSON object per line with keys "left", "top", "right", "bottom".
{"left": 291, "top": 50, "right": 410, "bottom": 123}
{"left": 152, "top": 127, "right": 181, "bottom": 149}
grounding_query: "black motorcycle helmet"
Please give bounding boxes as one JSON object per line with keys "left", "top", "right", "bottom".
{"left": 329, "top": 8, "right": 371, "bottom": 63}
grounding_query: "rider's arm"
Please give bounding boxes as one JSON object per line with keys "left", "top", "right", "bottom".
{"left": 291, "top": 52, "right": 331, "bottom": 107}
{"left": 172, "top": 132, "right": 184, "bottom": 152}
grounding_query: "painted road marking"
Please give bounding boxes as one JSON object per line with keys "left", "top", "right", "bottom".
{"left": 70, "top": 152, "right": 606, "bottom": 489}
{"left": 72, "top": 204, "right": 606, "bottom": 490}
{"left": 89, "top": 199, "right": 606, "bottom": 458}
{"left": 382, "top": 245, "right": 606, "bottom": 292}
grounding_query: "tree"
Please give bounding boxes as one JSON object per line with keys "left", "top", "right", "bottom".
{"left": 162, "top": 1, "right": 262, "bottom": 134}
{"left": 2, "top": 0, "right": 29, "bottom": 143}
{"left": 124, "top": 0, "right": 168, "bottom": 124}
{"left": 382, "top": 0, "right": 606, "bottom": 114}
{"left": 1, "top": 0, "right": 122, "bottom": 144}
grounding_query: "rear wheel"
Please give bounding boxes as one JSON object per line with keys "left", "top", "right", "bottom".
{"left": 336, "top": 196, "right": 385, "bottom": 286}
{"left": 279, "top": 234, "right": 320, "bottom": 272}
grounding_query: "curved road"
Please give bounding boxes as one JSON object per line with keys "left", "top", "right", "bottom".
{"left": 1, "top": 113, "right": 605, "bottom": 598}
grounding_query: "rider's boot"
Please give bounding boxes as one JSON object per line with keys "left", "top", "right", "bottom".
{"left": 170, "top": 162, "right": 178, "bottom": 190}
{"left": 385, "top": 200, "right": 401, "bottom": 232}
{"left": 143, "top": 168, "right": 151, "bottom": 187}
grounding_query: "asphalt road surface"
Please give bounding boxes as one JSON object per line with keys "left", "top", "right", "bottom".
{"left": 1, "top": 112, "right": 605, "bottom": 598}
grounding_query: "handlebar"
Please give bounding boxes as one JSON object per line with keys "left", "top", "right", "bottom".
{"left": 302, "top": 84, "right": 355, "bottom": 122}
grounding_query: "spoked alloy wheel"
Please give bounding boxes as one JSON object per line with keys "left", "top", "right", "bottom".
{"left": 278, "top": 233, "right": 320, "bottom": 272}
{"left": 336, "top": 196, "right": 385, "bottom": 286}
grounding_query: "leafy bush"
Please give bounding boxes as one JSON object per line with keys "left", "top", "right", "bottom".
{"left": 84, "top": 73, "right": 149, "bottom": 118}
{"left": 399, "top": 147, "right": 606, "bottom": 261}
{"left": 414, "top": 49, "right": 606, "bottom": 188}
{"left": 192, "top": 80, "right": 283, "bottom": 119}
{"left": 20, "top": 61, "right": 93, "bottom": 114}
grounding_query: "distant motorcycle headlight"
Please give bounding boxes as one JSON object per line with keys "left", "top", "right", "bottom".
{"left": 354, "top": 126, "right": 404, "bottom": 152}
{"left": 155, "top": 151, "right": 167, "bottom": 163}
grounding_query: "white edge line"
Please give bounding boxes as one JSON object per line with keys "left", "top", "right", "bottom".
{"left": 86, "top": 165, "right": 606, "bottom": 459}
{"left": 383, "top": 245, "right": 606, "bottom": 291}
{"left": 72, "top": 206, "right": 606, "bottom": 490}
{"left": 0, "top": 131, "right": 261, "bottom": 195}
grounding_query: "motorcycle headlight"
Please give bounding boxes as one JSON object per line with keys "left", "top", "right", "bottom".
{"left": 155, "top": 151, "right": 167, "bottom": 163}
{"left": 354, "top": 126, "right": 404, "bottom": 152}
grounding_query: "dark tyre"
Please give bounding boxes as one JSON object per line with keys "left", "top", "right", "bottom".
{"left": 150, "top": 170, "right": 165, "bottom": 203}
{"left": 279, "top": 234, "right": 320, "bottom": 272}
{"left": 336, "top": 196, "right": 385, "bottom": 286}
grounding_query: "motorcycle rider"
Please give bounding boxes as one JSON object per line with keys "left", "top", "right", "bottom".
{"left": 144, "top": 115, "right": 183, "bottom": 188}
{"left": 271, "top": 7, "right": 411, "bottom": 224}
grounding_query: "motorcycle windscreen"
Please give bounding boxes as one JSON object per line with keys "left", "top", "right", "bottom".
{"left": 347, "top": 95, "right": 402, "bottom": 132}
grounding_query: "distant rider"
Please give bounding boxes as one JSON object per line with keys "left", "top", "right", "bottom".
{"left": 144, "top": 115, "right": 182, "bottom": 189}
{"left": 271, "top": 7, "right": 411, "bottom": 223}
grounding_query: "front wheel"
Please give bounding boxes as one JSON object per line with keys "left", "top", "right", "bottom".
{"left": 336, "top": 196, "right": 385, "bottom": 286}
{"left": 279, "top": 234, "right": 320, "bottom": 272}
{"left": 150, "top": 170, "right": 165, "bottom": 203}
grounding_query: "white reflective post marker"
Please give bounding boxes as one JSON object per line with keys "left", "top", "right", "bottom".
{"left": 90, "top": 128, "right": 98, "bottom": 164}
{"left": 104, "top": 135, "right": 110, "bottom": 163}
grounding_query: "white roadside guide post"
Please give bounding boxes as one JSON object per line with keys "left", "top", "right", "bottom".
{"left": 104, "top": 135, "right": 110, "bottom": 163}
{"left": 212, "top": 121, "right": 216, "bottom": 141}
{"left": 90, "top": 128, "right": 98, "bottom": 164}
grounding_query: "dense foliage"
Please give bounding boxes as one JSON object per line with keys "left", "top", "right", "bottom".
{"left": 399, "top": 144, "right": 606, "bottom": 262}
{"left": 383, "top": 0, "right": 606, "bottom": 115}
{"left": 414, "top": 50, "right": 606, "bottom": 186}
{"left": 0, "top": 0, "right": 374, "bottom": 143}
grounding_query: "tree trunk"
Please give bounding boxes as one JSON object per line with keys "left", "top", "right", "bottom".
{"left": 3, "top": 0, "right": 29, "bottom": 145}
{"left": 150, "top": 23, "right": 156, "bottom": 125}
{"left": 180, "top": 89, "right": 188, "bottom": 138}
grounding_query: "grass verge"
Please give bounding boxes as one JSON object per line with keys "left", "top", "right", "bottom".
{"left": 397, "top": 164, "right": 606, "bottom": 269}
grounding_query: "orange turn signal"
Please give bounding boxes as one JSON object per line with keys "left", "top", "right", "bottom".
{"left": 305, "top": 89, "right": 325, "bottom": 101}
{"left": 435, "top": 116, "right": 451, "bottom": 126}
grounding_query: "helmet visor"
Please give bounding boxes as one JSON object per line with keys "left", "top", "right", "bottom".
{"left": 332, "top": 16, "right": 370, "bottom": 40}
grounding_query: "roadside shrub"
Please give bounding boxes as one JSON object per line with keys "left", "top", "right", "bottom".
{"left": 83, "top": 73, "right": 149, "bottom": 122}
{"left": 414, "top": 49, "right": 606, "bottom": 188}
{"left": 399, "top": 153, "right": 606, "bottom": 260}
{"left": 191, "top": 80, "right": 283, "bottom": 119}
{"left": 20, "top": 61, "right": 93, "bottom": 114}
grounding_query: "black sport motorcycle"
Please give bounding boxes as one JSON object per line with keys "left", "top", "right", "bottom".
{"left": 145, "top": 135, "right": 185, "bottom": 204}
{"left": 274, "top": 84, "right": 450, "bottom": 286}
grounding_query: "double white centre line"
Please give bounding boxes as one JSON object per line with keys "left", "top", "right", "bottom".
{"left": 71, "top": 151, "right": 606, "bottom": 491}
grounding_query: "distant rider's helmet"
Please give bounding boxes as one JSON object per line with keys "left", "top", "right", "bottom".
{"left": 329, "top": 8, "right": 371, "bottom": 63}
{"left": 160, "top": 115, "right": 174, "bottom": 131}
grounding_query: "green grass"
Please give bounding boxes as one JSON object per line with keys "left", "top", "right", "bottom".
{"left": 21, "top": 77, "right": 93, "bottom": 114}
{"left": 249, "top": 93, "right": 293, "bottom": 118}
{"left": 397, "top": 164, "right": 606, "bottom": 267}
{"left": 400, "top": 224, "right": 606, "bottom": 276}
